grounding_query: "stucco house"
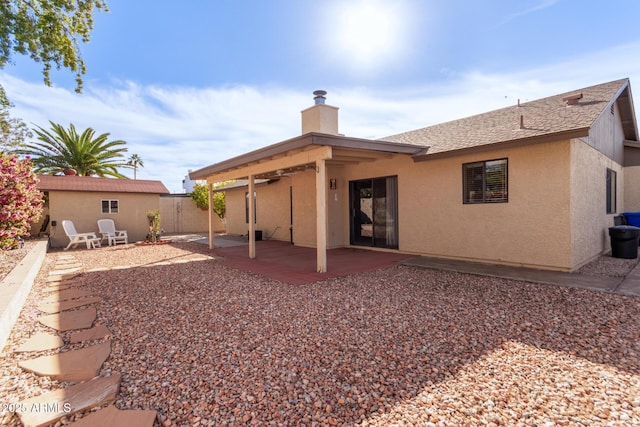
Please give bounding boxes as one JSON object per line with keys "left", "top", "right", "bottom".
{"left": 190, "top": 79, "right": 640, "bottom": 273}
{"left": 35, "top": 174, "right": 169, "bottom": 248}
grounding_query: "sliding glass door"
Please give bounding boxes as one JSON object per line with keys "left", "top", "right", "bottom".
{"left": 349, "top": 176, "right": 398, "bottom": 249}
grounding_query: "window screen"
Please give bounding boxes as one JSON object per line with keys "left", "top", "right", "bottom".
{"left": 101, "top": 199, "right": 119, "bottom": 214}
{"left": 463, "top": 159, "right": 508, "bottom": 204}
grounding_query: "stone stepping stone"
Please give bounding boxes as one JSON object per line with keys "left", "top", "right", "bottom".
{"left": 45, "top": 278, "right": 85, "bottom": 287}
{"left": 46, "top": 277, "right": 83, "bottom": 285}
{"left": 49, "top": 267, "right": 82, "bottom": 275}
{"left": 18, "top": 341, "right": 111, "bottom": 382}
{"left": 54, "top": 261, "right": 82, "bottom": 267}
{"left": 70, "top": 325, "right": 111, "bottom": 344}
{"left": 38, "top": 306, "right": 96, "bottom": 331}
{"left": 40, "top": 289, "right": 94, "bottom": 304}
{"left": 44, "top": 282, "right": 85, "bottom": 292}
{"left": 47, "top": 273, "right": 81, "bottom": 282}
{"left": 67, "top": 404, "right": 157, "bottom": 427}
{"left": 37, "top": 296, "right": 102, "bottom": 314}
{"left": 14, "top": 332, "right": 64, "bottom": 353}
{"left": 15, "top": 374, "right": 121, "bottom": 427}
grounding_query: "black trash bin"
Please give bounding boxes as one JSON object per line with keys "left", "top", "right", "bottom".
{"left": 608, "top": 225, "right": 640, "bottom": 259}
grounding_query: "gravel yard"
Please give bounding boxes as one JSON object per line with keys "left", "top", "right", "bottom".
{"left": 1, "top": 242, "right": 640, "bottom": 426}
{"left": 0, "top": 240, "right": 38, "bottom": 282}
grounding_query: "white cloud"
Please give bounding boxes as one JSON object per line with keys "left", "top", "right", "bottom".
{"left": 1, "top": 40, "right": 639, "bottom": 192}
{"left": 499, "top": 0, "right": 559, "bottom": 26}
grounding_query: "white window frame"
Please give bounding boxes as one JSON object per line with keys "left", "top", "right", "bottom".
{"left": 101, "top": 199, "right": 119, "bottom": 214}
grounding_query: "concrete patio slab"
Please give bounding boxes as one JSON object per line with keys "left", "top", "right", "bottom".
{"left": 612, "top": 262, "right": 640, "bottom": 296}
{"left": 15, "top": 374, "right": 121, "bottom": 427}
{"left": 210, "top": 240, "right": 412, "bottom": 285}
{"left": 18, "top": 341, "right": 111, "bottom": 381}
{"left": 39, "top": 289, "right": 94, "bottom": 304}
{"left": 38, "top": 306, "right": 96, "bottom": 331}
{"left": 37, "top": 296, "right": 102, "bottom": 314}
{"left": 70, "top": 325, "right": 111, "bottom": 343}
{"left": 14, "top": 332, "right": 63, "bottom": 353}
{"left": 67, "top": 404, "right": 157, "bottom": 426}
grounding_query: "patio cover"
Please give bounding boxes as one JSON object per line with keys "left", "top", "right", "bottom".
{"left": 190, "top": 132, "right": 421, "bottom": 272}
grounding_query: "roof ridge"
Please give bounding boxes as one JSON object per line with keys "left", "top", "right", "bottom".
{"left": 380, "top": 78, "right": 632, "bottom": 155}
{"left": 381, "top": 78, "right": 629, "bottom": 142}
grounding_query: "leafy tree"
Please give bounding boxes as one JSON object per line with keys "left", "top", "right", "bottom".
{"left": 15, "top": 121, "right": 128, "bottom": 177}
{"left": 190, "top": 181, "right": 232, "bottom": 220}
{"left": 127, "top": 153, "right": 144, "bottom": 179}
{"left": 0, "top": 88, "right": 30, "bottom": 152}
{"left": 0, "top": 153, "right": 43, "bottom": 250}
{"left": 0, "top": 0, "right": 109, "bottom": 93}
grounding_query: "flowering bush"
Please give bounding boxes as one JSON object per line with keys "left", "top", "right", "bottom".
{"left": 0, "top": 154, "right": 43, "bottom": 250}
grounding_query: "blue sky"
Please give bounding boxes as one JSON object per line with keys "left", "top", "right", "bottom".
{"left": 2, "top": 0, "right": 640, "bottom": 192}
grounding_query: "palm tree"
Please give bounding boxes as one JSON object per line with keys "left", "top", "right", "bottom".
{"left": 127, "top": 153, "right": 144, "bottom": 179}
{"left": 15, "top": 121, "right": 128, "bottom": 178}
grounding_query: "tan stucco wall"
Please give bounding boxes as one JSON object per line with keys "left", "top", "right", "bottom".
{"left": 224, "top": 190, "right": 247, "bottom": 237}
{"left": 291, "top": 171, "right": 319, "bottom": 247}
{"left": 48, "top": 191, "right": 160, "bottom": 248}
{"left": 624, "top": 166, "right": 640, "bottom": 211}
{"left": 326, "top": 165, "right": 347, "bottom": 248}
{"left": 301, "top": 104, "right": 339, "bottom": 135}
{"left": 218, "top": 136, "right": 635, "bottom": 271}
{"left": 569, "top": 141, "right": 624, "bottom": 269}
{"left": 159, "top": 195, "right": 225, "bottom": 234}
{"left": 29, "top": 206, "right": 49, "bottom": 238}
{"left": 336, "top": 141, "right": 573, "bottom": 270}
{"left": 224, "top": 175, "right": 319, "bottom": 245}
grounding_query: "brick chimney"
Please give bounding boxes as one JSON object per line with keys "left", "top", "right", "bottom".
{"left": 301, "top": 90, "right": 339, "bottom": 135}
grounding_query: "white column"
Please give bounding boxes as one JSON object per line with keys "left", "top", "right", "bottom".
{"left": 248, "top": 175, "right": 256, "bottom": 259}
{"left": 316, "top": 159, "right": 327, "bottom": 273}
{"left": 208, "top": 183, "right": 215, "bottom": 250}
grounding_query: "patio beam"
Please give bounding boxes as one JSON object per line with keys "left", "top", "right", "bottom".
{"left": 316, "top": 159, "right": 327, "bottom": 273}
{"left": 206, "top": 145, "right": 333, "bottom": 183}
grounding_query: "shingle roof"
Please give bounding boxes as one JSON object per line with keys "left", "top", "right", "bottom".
{"left": 37, "top": 175, "right": 170, "bottom": 194}
{"left": 381, "top": 78, "right": 633, "bottom": 157}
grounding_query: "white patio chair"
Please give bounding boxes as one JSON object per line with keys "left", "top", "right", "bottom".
{"left": 97, "top": 219, "right": 128, "bottom": 246}
{"left": 61, "top": 220, "right": 101, "bottom": 250}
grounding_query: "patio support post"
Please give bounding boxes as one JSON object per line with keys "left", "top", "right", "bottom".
{"left": 316, "top": 159, "right": 327, "bottom": 273}
{"left": 208, "top": 182, "right": 215, "bottom": 249}
{"left": 248, "top": 175, "right": 256, "bottom": 259}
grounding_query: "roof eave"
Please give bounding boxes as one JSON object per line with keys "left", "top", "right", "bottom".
{"left": 189, "top": 132, "right": 423, "bottom": 180}
{"left": 616, "top": 80, "right": 639, "bottom": 142}
{"left": 411, "top": 128, "right": 590, "bottom": 162}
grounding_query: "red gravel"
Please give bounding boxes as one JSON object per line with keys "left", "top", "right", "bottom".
{"left": 1, "top": 242, "right": 639, "bottom": 426}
